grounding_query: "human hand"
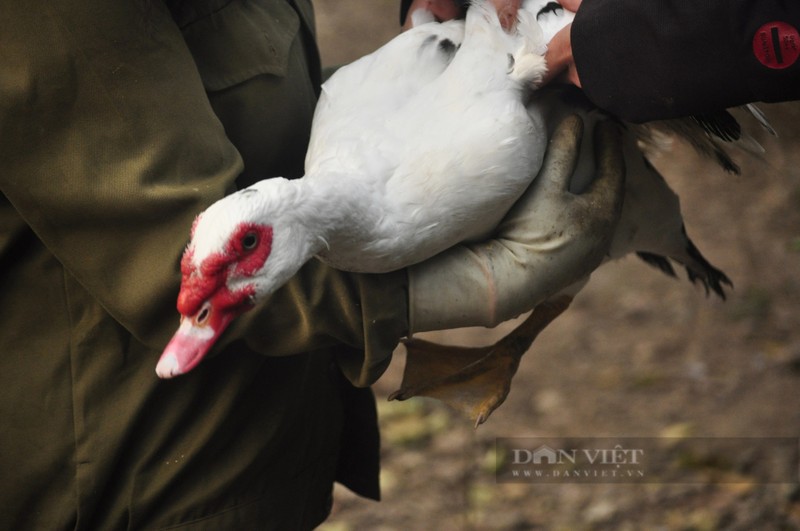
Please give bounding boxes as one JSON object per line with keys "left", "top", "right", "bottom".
{"left": 556, "top": 0, "right": 582, "bottom": 10}
{"left": 542, "top": 0, "right": 582, "bottom": 86}
{"left": 407, "top": 113, "right": 624, "bottom": 332}
{"left": 402, "top": 0, "right": 463, "bottom": 31}
{"left": 541, "top": 24, "right": 581, "bottom": 86}
{"left": 492, "top": 0, "right": 522, "bottom": 30}
{"left": 402, "top": 0, "right": 522, "bottom": 31}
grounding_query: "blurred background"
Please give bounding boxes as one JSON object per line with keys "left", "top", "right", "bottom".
{"left": 314, "top": 2, "right": 800, "bottom": 528}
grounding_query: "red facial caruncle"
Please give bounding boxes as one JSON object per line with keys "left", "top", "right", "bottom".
{"left": 156, "top": 221, "right": 273, "bottom": 378}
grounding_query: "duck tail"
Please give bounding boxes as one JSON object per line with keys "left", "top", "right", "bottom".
{"left": 466, "top": 0, "right": 547, "bottom": 87}
{"left": 508, "top": 7, "right": 547, "bottom": 87}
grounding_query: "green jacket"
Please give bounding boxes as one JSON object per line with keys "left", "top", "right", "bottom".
{"left": 0, "top": 1, "right": 407, "bottom": 528}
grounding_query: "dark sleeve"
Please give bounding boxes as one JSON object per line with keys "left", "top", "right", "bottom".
{"left": 572, "top": 0, "right": 800, "bottom": 122}
{"left": 0, "top": 0, "right": 243, "bottom": 345}
{"left": 400, "top": 0, "right": 412, "bottom": 23}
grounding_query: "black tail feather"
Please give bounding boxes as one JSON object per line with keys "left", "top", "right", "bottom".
{"left": 713, "top": 146, "right": 741, "bottom": 175}
{"left": 691, "top": 111, "right": 742, "bottom": 143}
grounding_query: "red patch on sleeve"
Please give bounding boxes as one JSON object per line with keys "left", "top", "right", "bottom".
{"left": 753, "top": 21, "right": 800, "bottom": 69}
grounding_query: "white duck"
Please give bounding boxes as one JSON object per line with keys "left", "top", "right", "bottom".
{"left": 157, "top": 0, "right": 549, "bottom": 377}
{"left": 157, "top": 0, "right": 745, "bottom": 424}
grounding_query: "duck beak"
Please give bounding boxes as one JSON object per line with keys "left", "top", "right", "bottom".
{"left": 155, "top": 310, "right": 235, "bottom": 379}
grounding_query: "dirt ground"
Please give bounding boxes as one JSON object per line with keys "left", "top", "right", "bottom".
{"left": 313, "top": 3, "right": 800, "bottom": 529}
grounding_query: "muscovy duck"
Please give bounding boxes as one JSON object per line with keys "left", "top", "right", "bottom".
{"left": 157, "top": 0, "right": 548, "bottom": 378}
{"left": 157, "top": 0, "right": 756, "bottom": 425}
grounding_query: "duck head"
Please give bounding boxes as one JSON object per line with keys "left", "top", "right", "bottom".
{"left": 156, "top": 178, "right": 320, "bottom": 378}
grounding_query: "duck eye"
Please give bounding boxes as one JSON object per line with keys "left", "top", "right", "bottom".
{"left": 242, "top": 231, "right": 258, "bottom": 250}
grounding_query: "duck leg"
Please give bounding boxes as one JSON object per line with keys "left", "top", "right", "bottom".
{"left": 389, "top": 295, "right": 572, "bottom": 427}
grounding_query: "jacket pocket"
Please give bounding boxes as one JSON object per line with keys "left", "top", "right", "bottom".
{"left": 181, "top": 0, "right": 300, "bottom": 92}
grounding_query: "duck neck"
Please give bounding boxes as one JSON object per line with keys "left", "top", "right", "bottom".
{"left": 268, "top": 172, "right": 359, "bottom": 258}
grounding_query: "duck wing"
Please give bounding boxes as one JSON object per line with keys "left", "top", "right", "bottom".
{"left": 305, "top": 19, "right": 466, "bottom": 175}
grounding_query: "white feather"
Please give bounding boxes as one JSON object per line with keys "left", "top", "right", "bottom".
{"left": 189, "top": 0, "right": 733, "bottom": 307}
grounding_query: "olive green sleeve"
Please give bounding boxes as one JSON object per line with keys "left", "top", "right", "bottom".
{"left": 232, "top": 261, "right": 408, "bottom": 387}
{"left": 0, "top": 0, "right": 408, "bottom": 384}
{"left": 0, "top": 0, "right": 235, "bottom": 347}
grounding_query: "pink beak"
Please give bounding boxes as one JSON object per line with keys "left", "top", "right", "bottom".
{"left": 155, "top": 313, "right": 234, "bottom": 378}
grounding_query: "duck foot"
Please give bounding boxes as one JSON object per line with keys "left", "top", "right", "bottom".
{"left": 389, "top": 295, "right": 572, "bottom": 427}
